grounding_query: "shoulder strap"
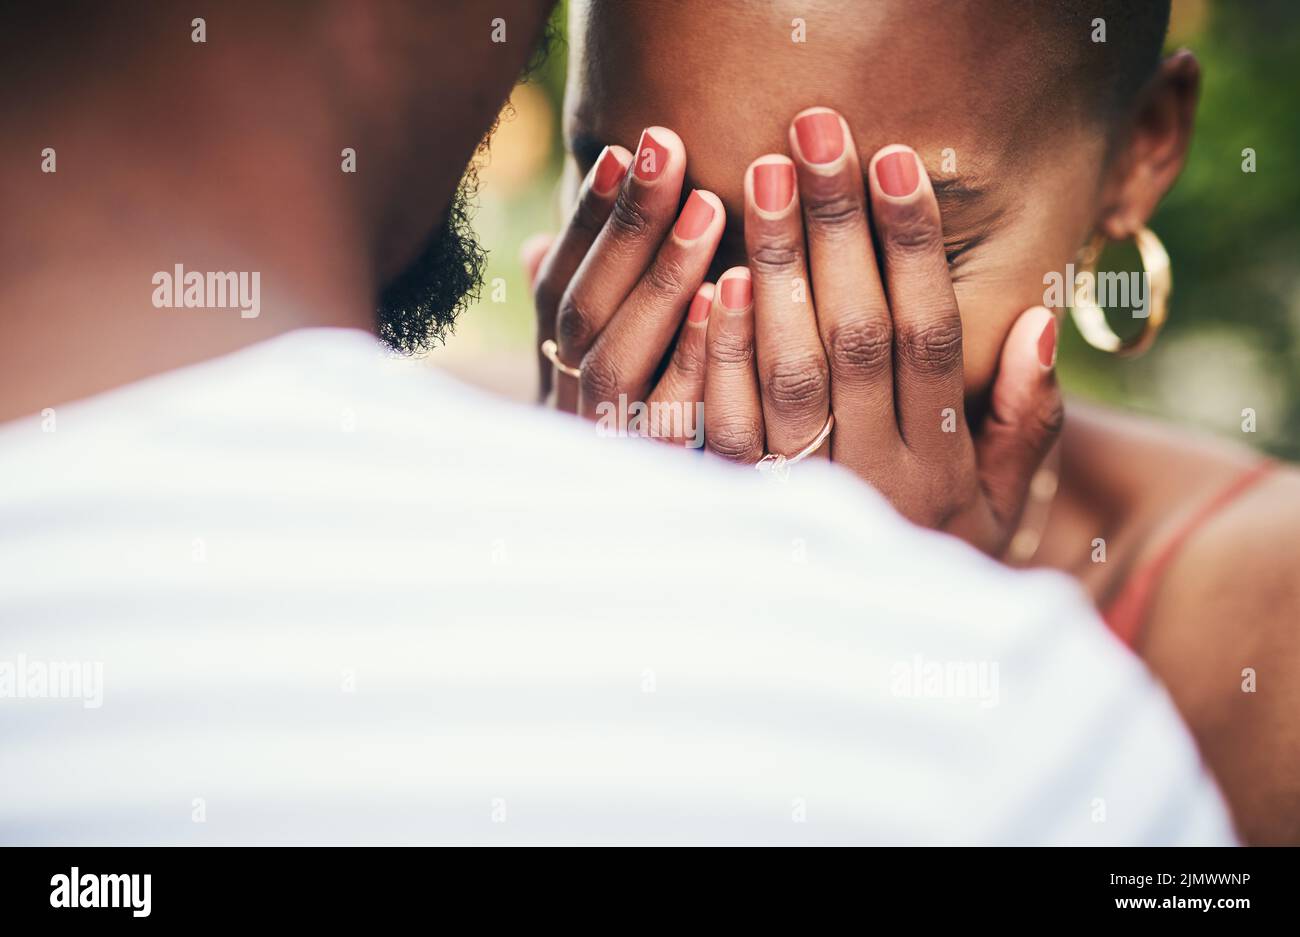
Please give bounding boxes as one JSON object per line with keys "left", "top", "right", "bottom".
{"left": 1102, "top": 461, "right": 1277, "bottom": 648}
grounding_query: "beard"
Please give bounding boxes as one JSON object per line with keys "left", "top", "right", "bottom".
{"left": 376, "top": 163, "right": 487, "bottom": 355}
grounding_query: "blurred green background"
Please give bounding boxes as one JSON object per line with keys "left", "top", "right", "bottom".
{"left": 434, "top": 0, "right": 1300, "bottom": 458}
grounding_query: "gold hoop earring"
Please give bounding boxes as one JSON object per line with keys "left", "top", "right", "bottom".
{"left": 1069, "top": 226, "right": 1171, "bottom": 357}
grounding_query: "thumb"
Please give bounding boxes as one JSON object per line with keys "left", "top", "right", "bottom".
{"left": 975, "top": 306, "right": 1064, "bottom": 527}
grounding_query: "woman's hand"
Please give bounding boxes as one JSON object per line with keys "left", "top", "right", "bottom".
{"left": 711, "top": 107, "right": 1064, "bottom": 556}
{"left": 527, "top": 127, "right": 725, "bottom": 445}
{"left": 525, "top": 110, "right": 1062, "bottom": 557}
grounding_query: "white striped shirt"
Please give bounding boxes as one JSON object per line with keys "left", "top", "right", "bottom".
{"left": 0, "top": 328, "right": 1235, "bottom": 844}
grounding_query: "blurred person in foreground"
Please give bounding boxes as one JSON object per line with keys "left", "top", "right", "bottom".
{"left": 0, "top": 0, "right": 1233, "bottom": 844}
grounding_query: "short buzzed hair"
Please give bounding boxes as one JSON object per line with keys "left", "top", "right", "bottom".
{"left": 1036, "top": 1, "right": 1172, "bottom": 120}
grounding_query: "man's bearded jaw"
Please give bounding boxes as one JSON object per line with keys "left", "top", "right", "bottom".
{"left": 376, "top": 166, "right": 487, "bottom": 356}
{"left": 375, "top": 19, "right": 557, "bottom": 355}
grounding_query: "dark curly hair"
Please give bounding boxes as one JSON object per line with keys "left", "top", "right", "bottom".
{"left": 375, "top": 9, "right": 563, "bottom": 355}
{"left": 375, "top": 156, "right": 488, "bottom": 356}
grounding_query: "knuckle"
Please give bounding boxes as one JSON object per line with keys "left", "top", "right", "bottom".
{"left": 803, "top": 193, "right": 865, "bottom": 234}
{"left": 707, "top": 329, "right": 755, "bottom": 370}
{"left": 895, "top": 318, "right": 963, "bottom": 376}
{"left": 826, "top": 317, "right": 893, "bottom": 378}
{"left": 884, "top": 211, "right": 943, "bottom": 255}
{"left": 607, "top": 190, "right": 654, "bottom": 241}
{"left": 579, "top": 351, "right": 623, "bottom": 405}
{"left": 642, "top": 254, "right": 691, "bottom": 299}
{"left": 555, "top": 290, "right": 598, "bottom": 352}
{"left": 747, "top": 236, "right": 803, "bottom": 277}
{"left": 762, "top": 354, "right": 830, "bottom": 414}
{"left": 707, "top": 417, "right": 765, "bottom": 463}
{"left": 1034, "top": 395, "right": 1066, "bottom": 440}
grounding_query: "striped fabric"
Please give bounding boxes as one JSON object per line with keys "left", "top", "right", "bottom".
{"left": 0, "top": 328, "right": 1234, "bottom": 844}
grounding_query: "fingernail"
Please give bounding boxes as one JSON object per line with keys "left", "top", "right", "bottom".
{"left": 793, "top": 111, "right": 844, "bottom": 165}
{"left": 876, "top": 150, "right": 920, "bottom": 198}
{"left": 1038, "top": 316, "right": 1058, "bottom": 368}
{"left": 720, "top": 274, "right": 752, "bottom": 310}
{"left": 753, "top": 161, "right": 795, "bottom": 213}
{"left": 592, "top": 146, "right": 626, "bottom": 195}
{"left": 674, "top": 190, "right": 715, "bottom": 241}
{"left": 634, "top": 128, "right": 669, "bottom": 181}
{"left": 688, "top": 288, "right": 712, "bottom": 323}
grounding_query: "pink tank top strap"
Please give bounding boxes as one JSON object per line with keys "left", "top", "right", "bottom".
{"left": 1102, "top": 461, "right": 1277, "bottom": 648}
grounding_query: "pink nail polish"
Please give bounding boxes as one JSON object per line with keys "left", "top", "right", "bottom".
{"left": 1038, "top": 317, "right": 1058, "bottom": 368}
{"left": 720, "top": 275, "right": 752, "bottom": 310}
{"left": 592, "top": 146, "right": 626, "bottom": 195}
{"left": 793, "top": 111, "right": 844, "bottom": 165}
{"left": 688, "top": 289, "right": 712, "bottom": 323}
{"left": 634, "top": 129, "right": 669, "bottom": 181}
{"left": 876, "top": 150, "right": 920, "bottom": 198}
{"left": 753, "top": 162, "right": 795, "bottom": 212}
{"left": 674, "top": 191, "right": 715, "bottom": 241}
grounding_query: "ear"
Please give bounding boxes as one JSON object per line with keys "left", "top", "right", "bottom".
{"left": 1096, "top": 49, "right": 1200, "bottom": 241}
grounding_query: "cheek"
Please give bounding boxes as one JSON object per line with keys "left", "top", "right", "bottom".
{"left": 955, "top": 286, "right": 1023, "bottom": 397}
{"left": 955, "top": 220, "right": 1092, "bottom": 396}
{"left": 954, "top": 272, "right": 1058, "bottom": 397}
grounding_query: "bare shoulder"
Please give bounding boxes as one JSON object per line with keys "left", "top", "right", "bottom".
{"left": 1148, "top": 462, "right": 1300, "bottom": 657}
{"left": 1061, "top": 402, "right": 1264, "bottom": 510}
{"left": 1143, "top": 462, "right": 1300, "bottom": 844}
{"left": 1050, "top": 401, "right": 1267, "bottom": 588}
{"left": 1059, "top": 402, "right": 1299, "bottom": 842}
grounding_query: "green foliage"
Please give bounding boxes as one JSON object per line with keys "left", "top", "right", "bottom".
{"left": 1064, "top": 0, "right": 1300, "bottom": 456}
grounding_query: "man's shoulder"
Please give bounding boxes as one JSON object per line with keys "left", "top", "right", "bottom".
{"left": 0, "top": 329, "right": 1234, "bottom": 844}
{"left": 427, "top": 359, "right": 1102, "bottom": 648}
{"left": 0, "top": 324, "right": 1092, "bottom": 648}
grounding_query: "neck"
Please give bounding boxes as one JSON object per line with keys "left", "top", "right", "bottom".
{"left": 0, "top": 49, "right": 380, "bottom": 424}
